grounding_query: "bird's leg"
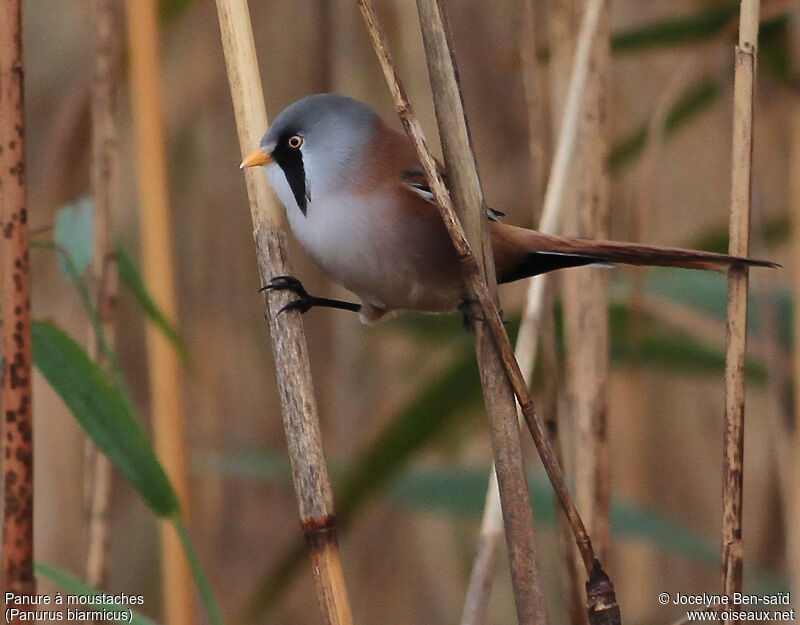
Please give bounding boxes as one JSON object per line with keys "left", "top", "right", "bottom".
{"left": 260, "top": 275, "right": 362, "bottom": 315}
{"left": 458, "top": 293, "right": 508, "bottom": 332}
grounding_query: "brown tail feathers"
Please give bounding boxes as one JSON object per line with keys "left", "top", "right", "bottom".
{"left": 491, "top": 224, "right": 779, "bottom": 285}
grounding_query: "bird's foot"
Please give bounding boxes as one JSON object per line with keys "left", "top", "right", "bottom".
{"left": 260, "top": 275, "right": 361, "bottom": 315}
{"left": 261, "top": 275, "right": 316, "bottom": 314}
{"left": 458, "top": 294, "right": 482, "bottom": 332}
{"left": 458, "top": 294, "right": 508, "bottom": 332}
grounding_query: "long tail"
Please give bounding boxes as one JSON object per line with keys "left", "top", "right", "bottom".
{"left": 491, "top": 224, "right": 779, "bottom": 284}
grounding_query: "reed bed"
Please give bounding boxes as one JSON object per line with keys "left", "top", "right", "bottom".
{"left": 4, "top": 2, "right": 796, "bottom": 624}
{"left": 124, "top": 0, "right": 193, "bottom": 621}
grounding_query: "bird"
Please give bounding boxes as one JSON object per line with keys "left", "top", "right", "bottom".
{"left": 240, "top": 93, "right": 777, "bottom": 324}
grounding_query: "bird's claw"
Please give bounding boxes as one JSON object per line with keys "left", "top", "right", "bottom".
{"left": 260, "top": 275, "right": 306, "bottom": 295}
{"left": 278, "top": 298, "right": 313, "bottom": 315}
{"left": 458, "top": 294, "right": 509, "bottom": 332}
{"left": 458, "top": 295, "right": 482, "bottom": 332}
{"left": 260, "top": 275, "right": 313, "bottom": 315}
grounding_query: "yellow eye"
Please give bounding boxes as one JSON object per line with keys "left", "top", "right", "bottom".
{"left": 288, "top": 135, "right": 303, "bottom": 149}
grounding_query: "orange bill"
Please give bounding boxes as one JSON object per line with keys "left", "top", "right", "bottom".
{"left": 240, "top": 148, "right": 273, "bottom": 169}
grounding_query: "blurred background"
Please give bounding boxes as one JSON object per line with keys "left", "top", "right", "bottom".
{"left": 24, "top": 0, "right": 795, "bottom": 623}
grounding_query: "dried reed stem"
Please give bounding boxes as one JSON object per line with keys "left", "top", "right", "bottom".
{"left": 414, "top": 2, "right": 549, "bottom": 624}
{"left": 462, "top": 1, "right": 550, "bottom": 621}
{"left": 722, "top": 0, "right": 760, "bottom": 613}
{"left": 562, "top": 0, "right": 610, "bottom": 559}
{"left": 463, "top": 0, "right": 609, "bottom": 621}
{"left": 0, "top": 0, "right": 34, "bottom": 601}
{"left": 214, "top": 3, "right": 354, "bottom": 624}
{"left": 124, "top": 1, "right": 193, "bottom": 622}
{"left": 357, "top": 3, "right": 619, "bottom": 624}
{"left": 85, "top": 0, "right": 120, "bottom": 589}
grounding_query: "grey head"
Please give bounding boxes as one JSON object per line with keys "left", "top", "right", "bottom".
{"left": 260, "top": 94, "right": 380, "bottom": 215}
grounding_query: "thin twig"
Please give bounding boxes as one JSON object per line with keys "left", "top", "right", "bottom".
{"left": 123, "top": 1, "right": 194, "bottom": 622}
{"left": 1, "top": 0, "right": 35, "bottom": 602}
{"left": 356, "top": 3, "right": 620, "bottom": 624}
{"left": 213, "top": 3, "right": 354, "bottom": 625}
{"left": 413, "top": 2, "right": 549, "bottom": 624}
{"left": 85, "top": 0, "right": 121, "bottom": 589}
{"left": 463, "top": 0, "right": 609, "bottom": 621}
{"left": 722, "top": 0, "right": 760, "bottom": 615}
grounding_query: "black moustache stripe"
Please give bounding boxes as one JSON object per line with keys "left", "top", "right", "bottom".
{"left": 273, "top": 141, "right": 309, "bottom": 215}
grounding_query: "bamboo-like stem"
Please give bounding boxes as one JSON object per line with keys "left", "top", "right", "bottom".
{"left": 85, "top": 0, "right": 120, "bottom": 589}
{"left": 123, "top": 1, "right": 193, "bottom": 623}
{"left": 213, "top": 3, "right": 354, "bottom": 625}
{"left": 722, "top": 0, "right": 760, "bottom": 614}
{"left": 0, "top": 0, "right": 35, "bottom": 602}
{"left": 462, "top": 0, "right": 609, "bottom": 621}
{"left": 414, "top": 2, "right": 549, "bottom": 624}
{"left": 788, "top": 7, "right": 800, "bottom": 605}
{"left": 562, "top": 0, "right": 610, "bottom": 560}
{"left": 356, "top": 3, "right": 619, "bottom": 624}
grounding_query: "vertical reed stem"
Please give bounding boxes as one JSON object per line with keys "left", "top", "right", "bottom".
{"left": 722, "top": 0, "right": 760, "bottom": 616}
{"left": 463, "top": 0, "right": 608, "bottom": 621}
{"left": 0, "top": 0, "right": 35, "bottom": 603}
{"left": 562, "top": 0, "right": 610, "bottom": 559}
{"left": 213, "top": 3, "right": 354, "bottom": 624}
{"left": 85, "top": 0, "right": 120, "bottom": 588}
{"left": 414, "top": 2, "right": 549, "bottom": 624}
{"left": 124, "top": 1, "right": 193, "bottom": 622}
